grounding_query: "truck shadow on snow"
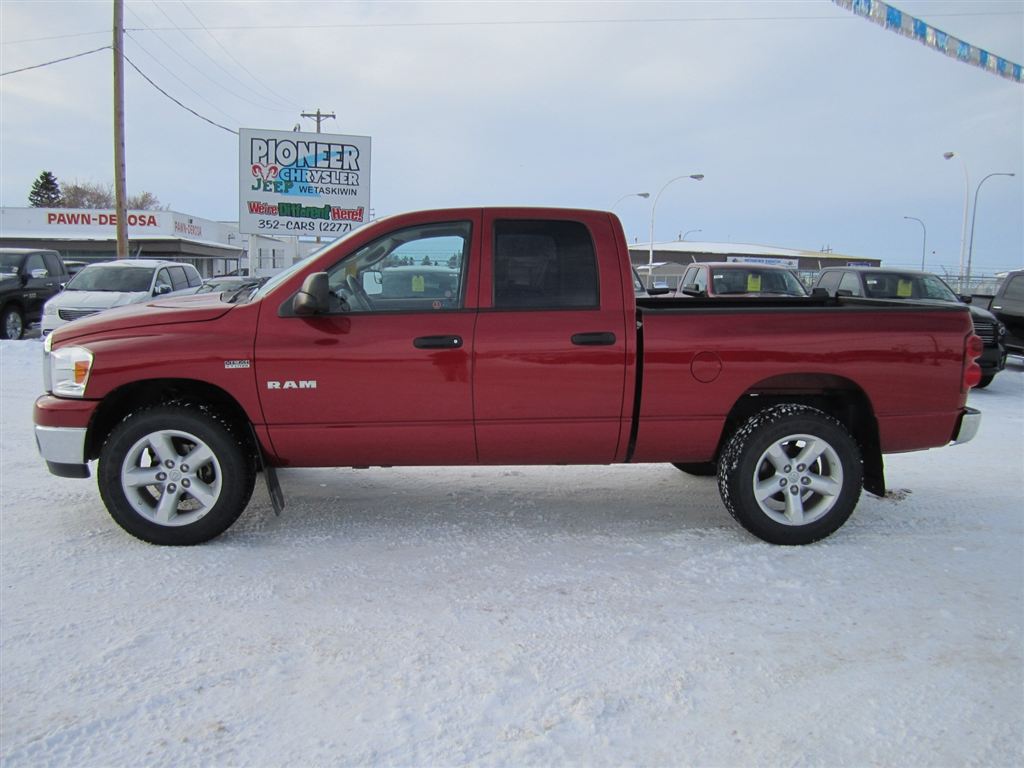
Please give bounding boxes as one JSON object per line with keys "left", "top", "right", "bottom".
{"left": 230, "top": 465, "right": 741, "bottom": 543}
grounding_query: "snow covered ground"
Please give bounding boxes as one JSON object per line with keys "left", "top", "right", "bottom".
{"left": 1, "top": 338, "right": 1021, "bottom": 767}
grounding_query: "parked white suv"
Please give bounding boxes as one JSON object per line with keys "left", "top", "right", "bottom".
{"left": 42, "top": 259, "right": 202, "bottom": 335}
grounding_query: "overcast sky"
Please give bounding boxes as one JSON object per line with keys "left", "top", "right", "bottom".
{"left": 1, "top": 0, "right": 1021, "bottom": 277}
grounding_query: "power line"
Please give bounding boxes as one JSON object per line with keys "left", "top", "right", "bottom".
{"left": 0, "top": 46, "right": 110, "bottom": 77}
{"left": 123, "top": 4, "right": 279, "bottom": 116}
{"left": 146, "top": 0, "right": 292, "bottom": 113}
{"left": 3, "top": 10, "right": 1020, "bottom": 45}
{"left": 122, "top": 52, "right": 237, "bottom": 134}
{"left": 120, "top": 10, "right": 1024, "bottom": 34}
{"left": 178, "top": 0, "right": 301, "bottom": 111}
{"left": 124, "top": 30, "right": 243, "bottom": 127}
{"left": 0, "top": 41, "right": 240, "bottom": 134}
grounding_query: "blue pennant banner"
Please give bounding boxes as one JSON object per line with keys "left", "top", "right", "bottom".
{"left": 834, "top": 0, "right": 1022, "bottom": 83}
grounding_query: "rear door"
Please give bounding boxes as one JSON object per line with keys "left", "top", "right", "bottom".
{"left": 472, "top": 210, "right": 630, "bottom": 464}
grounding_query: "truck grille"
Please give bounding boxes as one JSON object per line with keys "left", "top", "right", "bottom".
{"left": 972, "top": 318, "right": 996, "bottom": 344}
{"left": 58, "top": 309, "right": 100, "bottom": 322}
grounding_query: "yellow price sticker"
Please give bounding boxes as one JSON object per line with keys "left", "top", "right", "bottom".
{"left": 412, "top": 275, "right": 425, "bottom": 293}
{"left": 746, "top": 274, "right": 762, "bottom": 292}
{"left": 897, "top": 279, "right": 913, "bottom": 298}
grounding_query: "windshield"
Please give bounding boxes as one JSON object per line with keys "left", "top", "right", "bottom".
{"left": 252, "top": 231, "right": 363, "bottom": 301}
{"left": 710, "top": 267, "right": 807, "bottom": 296}
{"left": 863, "top": 272, "right": 958, "bottom": 301}
{"left": 66, "top": 265, "right": 153, "bottom": 293}
{"left": 0, "top": 253, "right": 23, "bottom": 275}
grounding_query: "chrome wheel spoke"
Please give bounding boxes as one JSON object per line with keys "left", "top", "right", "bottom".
{"left": 794, "top": 438, "right": 827, "bottom": 469}
{"left": 807, "top": 474, "right": 841, "bottom": 498}
{"left": 124, "top": 466, "right": 162, "bottom": 488}
{"left": 147, "top": 433, "right": 179, "bottom": 466}
{"left": 183, "top": 443, "right": 214, "bottom": 469}
{"left": 154, "top": 487, "right": 183, "bottom": 524}
{"left": 764, "top": 444, "right": 790, "bottom": 472}
{"left": 187, "top": 479, "right": 218, "bottom": 508}
{"left": 755, "top": 477, "right": 782, "bottom": 502}
{"left": 783, "top": 488, "right": 805, "bottom": 524}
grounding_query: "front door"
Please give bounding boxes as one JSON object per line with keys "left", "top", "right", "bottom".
{"left": 255, "top": 216, "right": 481, "bottom": 467}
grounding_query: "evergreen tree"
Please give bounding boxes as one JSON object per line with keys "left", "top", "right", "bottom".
{"left": 28, "top": 171, "right": 62, "bottom": 207}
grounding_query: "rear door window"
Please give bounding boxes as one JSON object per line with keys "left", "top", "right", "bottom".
{"left": 493, "top": 220, "right": 598, "bottom": 309}
{"left": 168, "top": 266, "right": 189, "bottom": 291}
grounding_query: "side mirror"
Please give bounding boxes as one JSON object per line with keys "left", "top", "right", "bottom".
{"left": 362, "top": 270, "right": 383, "bottom": 296}
{"left": 154, "top": 284, "right": 173, "bottom": 296}
{"left": 810, "top": 287, "right": 830, "bottom": 298}
{"left": 647, "top": 285, "right": 672, "bottom": 296}
{"left": 30, "top": 268, "right": 49, "bottom": 279}
{"left": 292, "top": 272, "right": 330, "bottom": 315}
{"left": 958, "top": 294, "right": 973, "bottom": 304}
{"left": 680, "top": 284, "right": 705, "bottom": 297}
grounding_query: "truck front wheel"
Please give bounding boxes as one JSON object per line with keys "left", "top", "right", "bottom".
{"left": 717, "top": 404, "right": 862, "bottom": 545}
{"left": 98, "top": 406, "right": 255, "bottom": 545}
{"left": 1, "top": 305, "right": 24, "bottom": 340}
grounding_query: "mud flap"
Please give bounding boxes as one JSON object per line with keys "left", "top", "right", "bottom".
{"left": 249, "top": 425, "right": 284, "bottom": 516}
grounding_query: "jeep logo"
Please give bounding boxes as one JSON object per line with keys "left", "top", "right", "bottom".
{"left": 266, "top": 380, "right": 317, "bottom": 390}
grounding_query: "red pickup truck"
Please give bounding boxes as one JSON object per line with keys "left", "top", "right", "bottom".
{"left": 34, "top": 207, "right": 983, "bottom": 546}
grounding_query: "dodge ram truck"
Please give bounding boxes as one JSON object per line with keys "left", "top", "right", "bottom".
{"left": 34, "top": 207, "right": 983, "bottom": 546}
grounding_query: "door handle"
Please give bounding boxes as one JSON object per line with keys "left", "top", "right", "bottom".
{"left": 571, "top": 332, "right": 617, "bottom": 346}
{"left": 413, "top": 335, "right": 463, "bottom": 349}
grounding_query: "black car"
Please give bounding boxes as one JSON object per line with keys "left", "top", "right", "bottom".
{"left": 813, "top": 267, "right": 1008, "bottom": 388}
{"left": 0, "top": 248, "right": 68, "bottom": 339}
{"left": 989, "top": 269, "right": 1024, "bottom": 356}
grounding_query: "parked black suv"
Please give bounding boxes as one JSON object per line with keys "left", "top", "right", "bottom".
{"left": 0, "top": 248, "right": 69, "bottom": 339}
{"left": 989, "top": 269, "right": 1024, "bottom": 356}
{"left": 813, "top": 267, "right": 1008, "bottom": 388}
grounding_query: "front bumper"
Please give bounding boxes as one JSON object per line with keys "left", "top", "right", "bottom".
{"left": 34, "top": 395, "right": 98, "bottom": 478}
{"left": 951, "top": 407, "right": 981, "bottom": 445}
{"left": 35, "top": 426, "right": 90, "bottom": 477}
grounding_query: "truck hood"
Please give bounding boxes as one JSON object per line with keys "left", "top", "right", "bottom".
{"left": 50, "top": 293, "right": 234, "bottom": 344}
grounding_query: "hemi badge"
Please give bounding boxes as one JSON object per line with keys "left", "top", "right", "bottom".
{"left": 224, "top": 360, "right": 251, "bottom": 369}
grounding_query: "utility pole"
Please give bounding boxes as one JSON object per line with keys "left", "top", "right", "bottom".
{"left": 300, "top": 109, "right": 335, "bottom": 244}
{"left": 113, "top": 0, "right": 128, "bottom": 258}
{"left": 300, "top": 109, "right": 335, "bottom": 133}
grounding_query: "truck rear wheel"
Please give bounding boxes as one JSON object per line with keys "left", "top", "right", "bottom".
{"left": 717, "top": 404, "right": 862, "bottom": 545}
{"left": 98, "top": 406, "right": 255, "bottom": 545}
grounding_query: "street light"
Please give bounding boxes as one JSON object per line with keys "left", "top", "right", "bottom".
{"left": 610, "top": 192, "right": 650, "bottom": 209}
{"left": 943, "top": 151, "right": 970, "bottom": 289}
{"left": 681, "top": 228, "right": 702, "bottom": 241}
{"left": 903, "top": 216, "right": 926, "bottom": 270}
{"left": 649, "top": 173, "right": 704, "bottom": 268}
{"left": 966, "top": 172, "right": 1015, "bottom": 288}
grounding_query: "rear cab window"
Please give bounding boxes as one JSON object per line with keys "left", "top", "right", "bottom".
{"left": 492, "top": 220, "right": 599, "bottom": 309}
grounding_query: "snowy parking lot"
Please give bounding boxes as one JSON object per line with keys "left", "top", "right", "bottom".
{"left": 1, "top": 338, "right": 1021, "bottom": 766}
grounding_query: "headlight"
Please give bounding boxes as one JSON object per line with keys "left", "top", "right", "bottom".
{"left": 48, "top": 345, "right": 93, "bottom": 397}
{"left": 43, "top": 300, "right": 58, "bottom": 317}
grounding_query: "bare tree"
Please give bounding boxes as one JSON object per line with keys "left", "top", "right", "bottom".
{"left": 60, "top": 180, "right": 166, "bottom": 210}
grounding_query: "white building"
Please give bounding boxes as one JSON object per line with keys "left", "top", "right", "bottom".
{"left": 0, "top": 207, "right": 307, "bottom": 279}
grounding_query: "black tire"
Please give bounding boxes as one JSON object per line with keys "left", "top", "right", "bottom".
{"left": 1, "top": 305, "right": 24, "bottom": 340}
{"left": 975, "top": 374, "right": 995, "bottom": 389}
{"left": 671, "top": 461, "right": 717, "bottom": 477}
{"left": 717, "top": 404, "right": 862, "bottom": 545}
{"left": 98, "top": 406, "right": 255, "bottom": 545}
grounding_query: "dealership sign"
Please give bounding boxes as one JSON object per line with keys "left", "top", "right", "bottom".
{"left": 0, "top": 207, "right": 231, "bottom": 243}
{"left": 239, "top": 128, "right": 371, "bottom": 237}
